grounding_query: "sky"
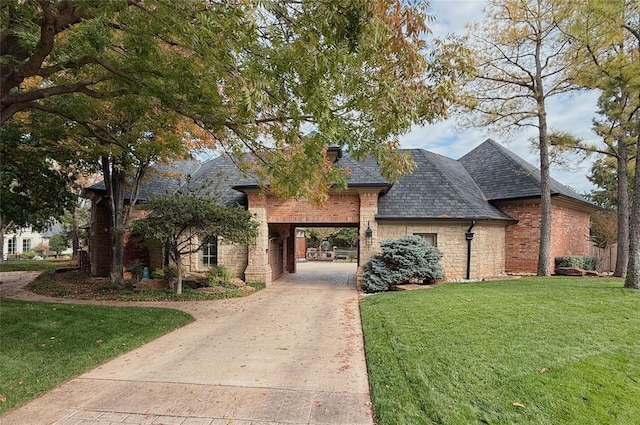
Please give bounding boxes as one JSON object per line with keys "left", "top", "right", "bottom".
{"left": 400, "top": 0, "right": 602, "bottom": 195}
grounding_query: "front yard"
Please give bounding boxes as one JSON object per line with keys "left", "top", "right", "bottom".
{"left": 360, "top": 277, "right": 640, "bottom": 425}
{"left": 0, "top": 300, "right": 193, "bottom": 414}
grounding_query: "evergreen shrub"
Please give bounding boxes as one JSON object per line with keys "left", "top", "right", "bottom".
{"left": 555, "top": 256, "right": 597, "bottom": 271}
{"left": 363, "top": 235, "right": 444, "bottom": 292}
{"left": 207, "top": 265, "right": 232, "bottom": 287}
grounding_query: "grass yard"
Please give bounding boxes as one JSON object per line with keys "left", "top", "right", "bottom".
{"left": 0, "top": 259, "right": 74, "bottom": 273}
{"left": 0, "top": 299, "right": 193, "bottom": 414}
{"left": 360, "top": 277, "right": 640, "bottom": 425}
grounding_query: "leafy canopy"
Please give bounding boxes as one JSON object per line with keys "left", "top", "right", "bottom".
{"left": 1, "top": 0, "right": 471, "bottom": 200}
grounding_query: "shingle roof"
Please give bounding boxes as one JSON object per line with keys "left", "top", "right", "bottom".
{"left": 85, "top": 142, "right": 593, "bottom": 220}
{"left": 459, "top": 139, "right": 593, "bottom": 206}
{"left": 376, "top": 149, "right": 513, "bottom": 221}
{"left": 87, "top": 160, "right": 203, "bottom": 200}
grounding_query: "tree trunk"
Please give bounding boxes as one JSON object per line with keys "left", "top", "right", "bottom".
{"left": 537, "top": 129, "right": 553, "bottom": 276}
{"left": 534, "top": 32, "right": 552, "bottom": 277}
{"left": 615, "top": 137, "right": 630, "bottom": 277}
{"left": 0, "top": 226, "right": 4, "bottom": 265}
{"left": 624, "top": 129, "right": 640, "bottom": 289}
{"left": 103, "top": 156, "right": 126, "bottom": 287}
{"left": 175, "top": 251, "right": 183, "bottom": 295}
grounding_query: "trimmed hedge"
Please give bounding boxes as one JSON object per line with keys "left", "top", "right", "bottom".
{"left": 555, "top": 256, "right": 597, "bottom": 271}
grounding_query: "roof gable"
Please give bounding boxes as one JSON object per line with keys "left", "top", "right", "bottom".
{"left": 459, "top": 139, "right": 593, "bottom": 206}
{"left": 376, "top": 149, "right": 512, "bottom": 220}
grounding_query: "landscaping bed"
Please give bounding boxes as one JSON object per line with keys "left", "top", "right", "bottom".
{"left": 26, "top": 268, "right": 265, "bottom": 301}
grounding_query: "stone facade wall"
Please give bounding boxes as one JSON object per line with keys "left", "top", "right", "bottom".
{"left": 245, "top": 195, "right": 272, "bottom": 285}
{"left": 377, "top": 221, "right": 507, "bottom": 280}
{"left": 500, "top": 199, "right": 592, "bottom": 274}
{"left": 184, "top": 238, "right": 248, "bottom": 279}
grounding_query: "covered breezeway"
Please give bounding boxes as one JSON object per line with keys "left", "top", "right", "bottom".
{"left": 241, "top": 187, "right": 385, "bottom": 286}
{"left": 267, "top": 222, "right": 360, "bottom": 282}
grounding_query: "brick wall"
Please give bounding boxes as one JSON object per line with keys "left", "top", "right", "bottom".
{"left": 499, "top": 198, "right": 593, "bottom": 274}
{"left": 550, "top": 202, "right": 591, "bottom": 261}
{"left": 377, "top": 221, "right": 506, "bottom": 280}
{"left": 500, "top": 202, "right": 541, "bottom": 274}
{"left": 266, "top": 193, "right": 360, "bottom": 224}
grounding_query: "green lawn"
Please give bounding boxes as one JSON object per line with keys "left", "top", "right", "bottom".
{"left": 0, "top": 299, "right": 193, "bottom": 414}
{"left": 0, "top": 259, "right": 73, "bottom": 273}
{"left": 360, "top": 277, "right": 640, "bottom": 425}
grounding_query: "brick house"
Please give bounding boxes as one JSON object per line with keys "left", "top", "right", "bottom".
{"left": 84, "top": 139, "right": 597, "bottom": 284}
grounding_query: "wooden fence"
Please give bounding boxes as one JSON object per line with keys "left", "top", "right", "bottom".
{"left": 590, "top": 243, "right": 617, "bottom": 273}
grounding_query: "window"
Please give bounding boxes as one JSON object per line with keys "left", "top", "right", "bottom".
{"left": 7, "top": 238, "right": 16, "bottom": 255}
{"left": 22, "top": 238, "right": 31, "bottom": 253}
{"left": 414, "top": 233, "right": 437, "bottom": 247}
{"left": 201, "top": 236, "right": 218, "bottom": 267}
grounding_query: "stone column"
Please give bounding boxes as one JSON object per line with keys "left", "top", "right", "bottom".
{"left": 244, "top": 193, "right": 272, "bottom": 285}
{"left": 357, "top": 190, "right": 380, "bottom": 286}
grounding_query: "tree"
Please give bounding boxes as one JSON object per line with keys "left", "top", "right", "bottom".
{"left": 459, "top": 0, "right": 580, "bottom": 276}
{"left": 559, "top": 0, "right": 640, "bottom": 288}
{"left": 328, "top": 228, "right": 359, "bottom": 249}
{"left": 48, "top": 233, "right": 68, "bottom": 258}
{"left": 556, "top": 0, "right": 639, "bottom": 278}
{"left": 2, "top": 0, "right": 470, "bottom": 200}
{"left": 59, "top": 197, "right": 91, "bottom": 260}
{"left": 307, "top": 228, "right": 335, "bottom": 249}
{"left": 552, "top": 89, "right": 637, "bottom": 276}
{"left": 131, "top": 189, "right": 258, "bottom": 294}
{"left": 0, "top": 116, "right": 78, "bottom": 263}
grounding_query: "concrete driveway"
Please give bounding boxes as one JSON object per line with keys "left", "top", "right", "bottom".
{"left": 1, "top": 262, "right": 373, "bottom": 425}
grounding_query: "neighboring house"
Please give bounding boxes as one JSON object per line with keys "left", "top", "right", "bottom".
{"left": 83, "top": 139, "right": 597, "bottom": 284}
{"left": 2, "top": 224, "right": 71, "bottom": 260}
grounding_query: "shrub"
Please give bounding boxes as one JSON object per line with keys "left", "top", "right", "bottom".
{"left": 126, "top": 259, "right": 145, "bottom": 282}
{"left": 151, "top": 268, "right": 165, "bottom": 279}
{"left": 164, "top": 265, "right": 178, "bottom": 282}
{"left": 555, "top": 256, "right": 598, "bottom": 271}
{"left": 20, "top": 251, "right": 36, "bottom": 260}
{"left": 206, "top": 265, "right": 232, "bottom": 287}
{"left": 364, "top": 236, "right": 444, "bottom": 292}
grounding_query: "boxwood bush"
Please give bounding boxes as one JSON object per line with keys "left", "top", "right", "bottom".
{"left": 555, "top": 256, "right": 598, "bottom": 271}
{"left": 363, "top": 235, "right": 444, "bottom": 292}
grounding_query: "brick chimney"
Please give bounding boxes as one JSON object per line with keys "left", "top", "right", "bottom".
{"left": 326, "top": 146, "right": 342, "bottom": 163}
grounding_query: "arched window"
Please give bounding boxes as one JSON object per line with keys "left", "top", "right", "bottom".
{"left": 201, "top": 236, "right": 218, "bottom": 267}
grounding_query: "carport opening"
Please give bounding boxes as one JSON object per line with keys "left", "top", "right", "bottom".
{"left": 267, "top": 224, "right": 360, "bottom": 282}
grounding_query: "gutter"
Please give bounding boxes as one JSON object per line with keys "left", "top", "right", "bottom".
{"left": 465, "top": 220, "right": 476, "bottom": 280}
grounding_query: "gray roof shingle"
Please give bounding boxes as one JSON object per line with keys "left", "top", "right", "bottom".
{"left": 376, "top": 149, "right": 513, "bottom": 220}
{"left": 85, "top": 142, "right": 593, "bottom": 220}
{"left": 459, "top": 139, "right": 593, "bottom": 205}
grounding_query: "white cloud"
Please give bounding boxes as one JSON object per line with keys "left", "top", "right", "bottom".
{"left": 401, "top": 0, "right": 601, "bottom": 195}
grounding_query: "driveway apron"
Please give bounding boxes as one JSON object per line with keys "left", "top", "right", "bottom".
{"left": 1, "top": 262, "right": 374, "bottom": 425}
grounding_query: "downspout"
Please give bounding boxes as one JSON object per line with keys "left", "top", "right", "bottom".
{"left": 465, "top": 221, "right": 476, "bottom": 280}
